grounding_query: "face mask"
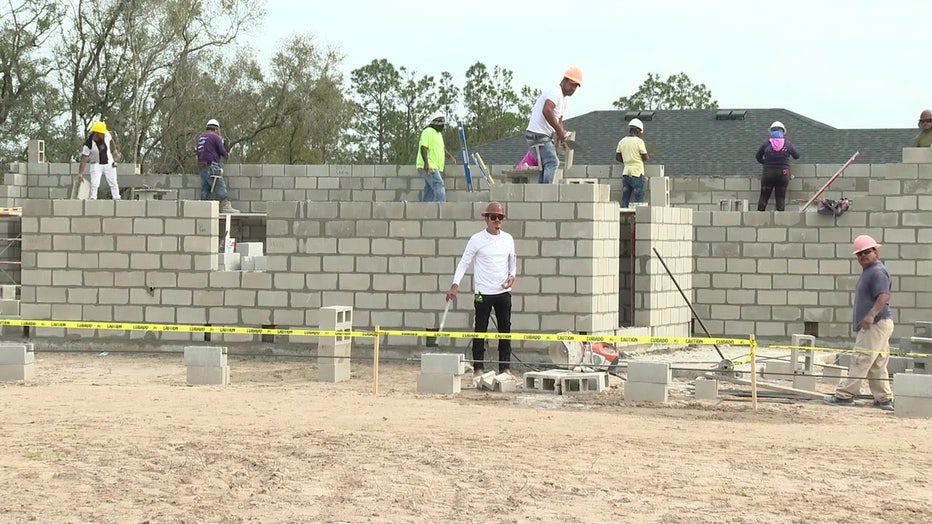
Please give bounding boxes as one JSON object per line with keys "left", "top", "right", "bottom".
{"left": 432, "top": 123, "right": 445, "bottom": 132}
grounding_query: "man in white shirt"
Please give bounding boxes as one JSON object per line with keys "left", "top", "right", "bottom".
{"left": 446, "top": 202, "right": 517, "bottom": 377}
{"left": 525, "top": 67, "right": 582, "bottom": 184}
{"left": 76, "top": 120, "right": 121, "bottom": 200}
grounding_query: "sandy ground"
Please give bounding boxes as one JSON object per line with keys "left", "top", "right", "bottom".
{"left": 0, "top": 352, "right": 930, "bottom": 524}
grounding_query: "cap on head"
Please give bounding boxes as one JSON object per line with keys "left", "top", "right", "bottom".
{"left": 429, "top": 113, "right": 445, "bottom": 124}
{"left": 920, "top": 109, "right": 932, "bottom": 120}
{"left": 770, "top": 121, "right": 786, "bottom": 132}
{"left": 482, "top": 201, "right": 506, "bottom": 217}
{"left": 563, "top": 66, "right": 583, "bottom": 86}
{"left": 852, "top": 234, "right": 880, "bottom": 255}
{"left": 628, "top": 118, "right": 644, "bottom": 131}
{"left": 90, "top": 121, "right": 108, "bottom": 134}
{"left": 206, "top": 118, "right": 220, "bottom": 130}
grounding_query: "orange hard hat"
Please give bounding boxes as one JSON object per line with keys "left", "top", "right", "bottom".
{"left": 563, "top": 67, "right": 583, "bottom": 86}
{"left": 483, "top": 201, "right": 506, "bottom": 217}
{"left": 852, "top": 234, "right": 880, "bottom": 255}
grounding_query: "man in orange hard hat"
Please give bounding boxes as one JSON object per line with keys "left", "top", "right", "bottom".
{"left": 446, "top": 202, "right": 517, "bottom": 379}
{"left": 524, "top": 67, "right": 582, "bottom": 184}
{"left": 825, "top": 234, "right": 894, "bottom": 411}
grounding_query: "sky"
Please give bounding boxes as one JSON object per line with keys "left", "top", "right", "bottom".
{"left": 252, "top": 0, "right": 930, "bottom": 130}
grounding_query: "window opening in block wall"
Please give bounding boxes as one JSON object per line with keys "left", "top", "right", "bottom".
{"left": 618, "top": 213, "right": 636, "bottom": 327}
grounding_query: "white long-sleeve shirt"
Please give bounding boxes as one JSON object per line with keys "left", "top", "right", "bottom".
{"left": 452, "top": 229, "right": 517, "bottom": 295}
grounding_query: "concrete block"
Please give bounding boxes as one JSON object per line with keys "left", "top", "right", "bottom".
{"left": 559, "top": 372, "right": 606, "bottom": 395}
{"left": 421, "top": 353, "right": 466, "bottom": 375}
{"left": 894, "top": 373, "right": 932, "bottom": 397}
{"left": 695, "top": 378, "right": 718, "bottom": 400}
{"left": 0, "top": 362, "right": 35, "bottom": 381}
{"left": 792, "top": 373, "right": 818, "bottom": 392}
{"left": 888, "top": 356, "right": 915, "bottom": 375}
{"left": 764, "top": 360, "right": 794, "bottom": 380}
{"left": 318, "top": 362, "right": 351, "bottom": 383}
{"left": 219, "top": 253, "right": 241, "bottom": 271}
{"left": 480, "top": 370, "right": 497, "bottom": 391}
{"left": 493, "top": 374, "right": 517, "bottom": 393}
{"left": 184, "top": 346, "right": 228, "bottom": 367}
{"left": 236, "top": 242, "right": 264, "bottom": 257}
{"left": 0, "top": 300, "right": 19, "bottom": 316}
{"left": 522, "top": 370, "right": 567, "bottom": 392}
{"left": 0, "top": 285, "right": 15, "bottom": 300}
{"left": 903, "top": 147, "right": 932, "bottom": 164}
{"left": 186, "top": 365, "right": 230, "bottom": 386}
{"left": 417, "top": 373, "right": 461, "bottom": 394}
{"left": 319, "top": 305, "right": 353, "bottom": 331}
{"left": 626, "top": 361, "right": 672, "bottom": 384}
{"left": 624, "top": 381, "right": 668, "bottom": 403}
{"left": 820, "top": 364, "right": 845, "bottom": 385}
{"left": 0, "top": 344, "right": 34, "bottom": 365}
{"left": 894, "top": 396, "right": 932, "bottom": 418}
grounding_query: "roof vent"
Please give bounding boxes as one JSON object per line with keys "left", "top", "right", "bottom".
{"left": 624, "top": 110, "right": 654, "bottom": 121}
{"left": 715, "top": 109, "right": 748, "bottom": 121}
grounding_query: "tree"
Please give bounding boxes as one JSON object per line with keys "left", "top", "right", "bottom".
{"left": 0, "top": 0, "right": 67, "bottom": 161}
{"left": 613, "top": 72, "right": 718, "bottom": 110}
{"left": 461, "top": 62, "right": 526, "bottom": 146}
{"left": 349, "top": 59, "right": 401, "bottom": 163}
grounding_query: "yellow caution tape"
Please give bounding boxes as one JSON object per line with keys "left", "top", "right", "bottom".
{"left": 767, "top": 343, "right": 932, "bottom": 359}
{"left": 0, "top": 318, "right": 751, "bottom": 346}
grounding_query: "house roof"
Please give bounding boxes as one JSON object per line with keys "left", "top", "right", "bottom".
{"left": 473, "top": 109, "right": 917, "bottom": 176}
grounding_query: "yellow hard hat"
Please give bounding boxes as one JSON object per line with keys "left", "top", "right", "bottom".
{"left": 90, "top": 121, "right": 108, "bottom": 134}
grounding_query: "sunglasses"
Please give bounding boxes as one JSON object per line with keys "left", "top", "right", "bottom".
{"left": 920, "top": 119, "right": 932, "bottom": 124}
{"left": 856, "top": 248, "right": 876, "bottom": 256}
{"left": 485, "top": 214, "right": 505, "bottom": 221}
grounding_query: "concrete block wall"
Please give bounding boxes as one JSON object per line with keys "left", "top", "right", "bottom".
{"left": 633, "top": 206, "right": 694, "bottom": 337}
{"left": 6, "top": 162, "right": 142, "bottom": 206}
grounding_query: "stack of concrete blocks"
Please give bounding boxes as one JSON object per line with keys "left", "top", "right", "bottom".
{"left": 694, "top": 377, "right": 718, "bottom": 400}
{"left": 625, "top": 361, "right": 671, "bottom": 403}
{"left": 237, "top": 242, "right": 267, "bottom": 271}
{"left": 790, "top": 334, "right": 817, "bottom": 391}
{"left": 0, "top": 343, "right": 35, "bottom": 381}
{"left": 184, "top": 346, "right": 230, "bottom": 385}
{"left": 417, "top": 353, "right": 465, "bottom": 394}
{"left": 893, "top": 373, "right": 932, "bottom": 418}
{"left": 318, "top": 305, "right": 352, "bottom": 383}
{"left": 648, "top": 176, "right": 670, "bottom": 207}
{"left": 0, "top": 284, "right": 18, "bottom": 316}
{"left": 523, "top": 369, "right": 607, "bottom": 395}
{"left": 634, "top": 206, "right": 694, "bottom": 339}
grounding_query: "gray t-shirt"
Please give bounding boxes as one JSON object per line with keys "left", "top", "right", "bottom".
{"left": 852, "top": 261, "right": 892, "bottom": 331}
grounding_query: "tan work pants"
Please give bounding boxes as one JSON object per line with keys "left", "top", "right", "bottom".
{"left": 834, "top": 318, "right": 894, "bottom": 402}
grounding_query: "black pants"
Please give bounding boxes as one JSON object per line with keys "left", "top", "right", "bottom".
{"left": 758, "top": 167, "right": 790, "bottom": 211}
{"left": 472, "top": 292, "right": 512, "bottom": 372}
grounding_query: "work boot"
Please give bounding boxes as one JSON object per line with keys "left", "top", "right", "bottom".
{"left": 824, "top": 395, "right": 855, "bottom": 406}
{"left": 873, "top": 400, "right": 895, "bottom": 412}
{"left": 221, "top": 200, "right": 239, "bottom": 213}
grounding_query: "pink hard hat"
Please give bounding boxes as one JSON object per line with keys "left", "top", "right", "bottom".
{"left": 852, "top": 234, "right": 880, "bottom": 255}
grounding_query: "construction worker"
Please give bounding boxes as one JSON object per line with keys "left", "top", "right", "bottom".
{"left": 755, "top": 121, "right": 800, "bottom": 211}
{"left": 615, "top": 118, "right": 649, "bottom": 207}
{"left": 825, "top": 235, "right": 895, "bottom": 411}
{"left": 416, "top": 113, "right": 447, "bottom": 202}
{"left": 76, "top": 121, "right": 121, "bottom": 200}
{"left": 446, "top": 202, "right": 517, "bottom": 378}
{"left": 196, "top": 118, "right": 238, "bottom": 213}
{"left": 911, "top": 109, "right": 932, "bottom": 147}
{"left": 525, "top": 67, "right": 582, "bottom": 184}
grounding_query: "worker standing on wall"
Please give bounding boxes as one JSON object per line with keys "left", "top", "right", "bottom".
{"left": 196, "top": 118, "right": 239, "bottom": 213}
{"left": 76, "top": 121, "right": 121, "bottom": 200}
{"left": 615, "top": 118, "right": 649, "bottom": 208}
{"left": 524, "top": 67, "right": 582, "bottom": 184}
{"left": 755, "top": 121, "right": 800, "bottom": 211}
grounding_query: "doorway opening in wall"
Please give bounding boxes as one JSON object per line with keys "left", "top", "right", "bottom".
{"left": 204, "top": 324, "right": 211, "bottom": 342}
{"left": 618, "top": 213, "right": 636, "bottom": 327}
{"left": 261, "top": 324, "right": 275, "bottom": 343}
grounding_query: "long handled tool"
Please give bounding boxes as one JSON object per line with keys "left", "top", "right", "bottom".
{"left": 471, "top": 152, "right": 495, "bottom": 187}
{"left": 652, "top": 247, "right": 727, "bottom": 364}
{"left": 799, "top": 151, "right": 860, "bottom": 213}
{"left": 438, "top": 300, "right": 451, "bottom": 333}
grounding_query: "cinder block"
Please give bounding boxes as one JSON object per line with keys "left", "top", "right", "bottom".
{"left": 894, "top": 395, "right": 932, "bottom": 418}
{"left": 421, "top": 353, "right": 466, "bottom": 375}
{"left": 764, "top": 360, "right": 794, "bottom": 379}
{"left": 624, "top": 381, "right": 668, "bottom": 403}
{"left": 417, "top": 373, "right": 461, "bottom": 394}
{"left": 0, "top": 285, "right": 15, "bottom": 300}
{"left": 791, "top": 334, "right": 815, "bottom": 347}
{"left": 183, "top": 346, "right": 228, "bottom": 367}
{"left": 559, "top": 372, "right": 606, "bottom": 395}
{"left": 480, "top": 370, "right": 497, "bottom": 390}
{"left": 219, "top": 253, "right": 241, "bottom": 270}
{"left": 318, "top": 362, "right": 351, "bottom": 383}
{"left": 792, "top": 373, "right": 818, "bottom": 392}
{"left": 626, "top": 361, "right": 672, "bottom": 384}
{"left": 888, "top": 356, "right": 915, "bottom": 375}
{"left": 903, "top": 147, "right": 932, "bottom": 164}
{"left": 0, "top": 344, "right": 34, "bottom": 365}
{"left": 820, "top": 364, "right": 845, "bottom": 385}
{"left": 0, "top": 362, "right": 35, "bottom": 381}
{"left": 522, "top": 370, "right": 566, "bottom": 392}
{"left": 186, "top": 365, "right": 230, "bottom": 386}
{"left": 894, "top": 373, "right": 932, "bottom": 397}
{"left": 319, "top": 305, "right": 353, "bottom": 331}
{"left": 317, "top": 342, "right": 351, "bottom": 359}
{"left": 695, "top": 378, "right": 718, "bottom": 400}
{"left": 493, "top": 373, "right": 517, "bottom": 393}
{"left": 236, "top": 242, "right": 264, "bottom": 257}
{"left": 0, "top": 300, "right": 20, "bottom": 316}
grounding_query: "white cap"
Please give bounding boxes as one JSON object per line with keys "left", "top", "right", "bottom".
{"left": 770, "top": 120, "right": 785, "bottom": 131}
{"left": 206, "top": 118, "right": 220, "bottom": 129}
{"left": 629, "top": 118, "right": 644, "bottom": 131}
{"left": 429, "top": 113, "right": 445, "bottom": 123}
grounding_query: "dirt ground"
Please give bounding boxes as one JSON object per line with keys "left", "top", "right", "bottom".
{"left": 0, "top": 352, "right": 930, "bottom": 524}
